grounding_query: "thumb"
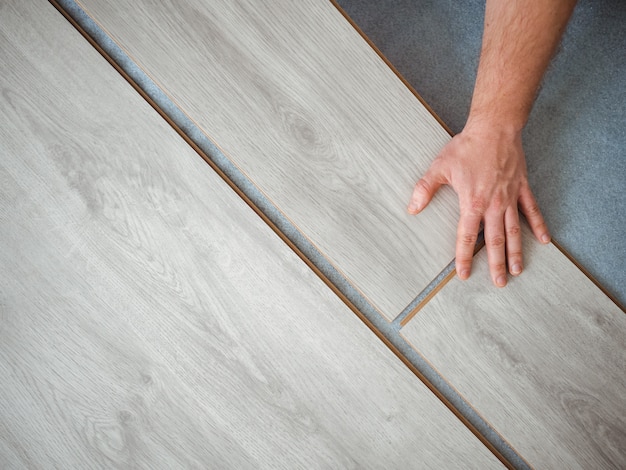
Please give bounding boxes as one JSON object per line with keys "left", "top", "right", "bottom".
{"left": 407, "top": 164, "right": 445, "bottom": 214}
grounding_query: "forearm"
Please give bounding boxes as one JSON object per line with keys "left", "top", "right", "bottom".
{"left": 466, "top": 0, "right": 577, "bottom": 133}
{"left": 410, "top": 0, "right": 575, "bottom": 285}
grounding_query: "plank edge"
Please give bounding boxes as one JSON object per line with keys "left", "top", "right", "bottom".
{"left": 47, "top": 2, "right": 519, "bottom": 466}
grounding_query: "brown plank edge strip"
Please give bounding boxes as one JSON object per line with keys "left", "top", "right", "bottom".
{"left": 328, "top": 0, "right": 454, "bottom": 138}
{"left": 48, "top": 1, "right": 524, "bottom": 467}
{"left": 400, "top": 240, "right": 485, "bottom": 327}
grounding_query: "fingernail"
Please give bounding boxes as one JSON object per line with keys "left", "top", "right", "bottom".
{"left": 407, "top": 202, "right": 420, "bottom": 214}
{"left": 541, "top": 234, "right": 551, "bottom": 243}
{"left": 459, "top": 269, "right": 470, "bottom": 280}
{"left": 511, "top": 263, "right": 522, "bottom": 275}
{"left": 496, "top": 275, "right": 507, "bottom": 287}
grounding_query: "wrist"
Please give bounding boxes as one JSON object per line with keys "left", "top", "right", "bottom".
{"left": 463, "top": 112, "right": 524, "bottom": 139}
{"left": 465, "top": 94, "right": 530, "bottom": 136}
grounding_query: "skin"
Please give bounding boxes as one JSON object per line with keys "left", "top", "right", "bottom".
{"left": 408, "top": 0, "right": 577, "bottom": 287}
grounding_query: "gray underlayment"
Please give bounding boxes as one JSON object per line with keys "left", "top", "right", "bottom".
{"left": 337, "top": 0, "right": 626, "bottom": 308}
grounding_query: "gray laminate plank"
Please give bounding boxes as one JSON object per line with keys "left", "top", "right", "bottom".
{"left": 402, "top": 224, "right": 626, "bottom": 469}
{"left": 72, "top": 0, "right": 460, "bottom": 319}
{"left": 0, "top": 2, "right": 501, "bottom": 468}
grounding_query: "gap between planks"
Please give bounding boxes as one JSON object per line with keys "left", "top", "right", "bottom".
{"left": 49, "top": 1, "right": 534, "bottom": 467}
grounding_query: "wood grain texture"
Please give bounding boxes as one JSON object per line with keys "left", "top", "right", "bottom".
{"left": 73, "top": 0, "right": 460, "bottom": 319}
{"left": 402, "top": 224, "right": 626, "bottom": 469}
{"left": 0, "top": 2, "right": 502, "bottom": 468}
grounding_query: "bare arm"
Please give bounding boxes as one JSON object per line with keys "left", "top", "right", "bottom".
{"left": 408, "top": 0, "right": 577, "bottom": 287}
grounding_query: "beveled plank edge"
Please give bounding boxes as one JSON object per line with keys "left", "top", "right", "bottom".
{"left": 328, "top": 0, "right": 469, "bottom": 325}
{"left": 398, "top": 262, "right": 457, "bottom": 326}
{"left": 329, "top": 0, "right": 454, "bottom": 138}
{"left": 399, "top": 333, "right": 532, "bottom": 470}
{"left": 49, "top": 0, "right": 395, "bottom": 321}
{"left": 329, "top": 2, "right": 540, "bottom": 467}
{"left": 330, "top": 0, "right": 625, "bottom": 316}
{"left": 551, "top": 238, "right": 625, "bottom": 313}
{"left": 397, "top": 235, "right": 486, "bottom": 327}
{"left": 47, "top": 1, "right": 520, "bottom": 466}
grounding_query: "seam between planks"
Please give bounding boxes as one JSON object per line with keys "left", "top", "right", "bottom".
{"left": 69, "top": 0, "right": 399, "bottom": 322}
{"left": 50, "top": 0, "right": 528, "bottom": 467}
{"left": 52, "top": 0, "right": 390, "bottom": 318}
{"left": 399, "top": 333, "right": 536, "bottom": 470}
{"left": 331, "top": 1, "right": 624, "bottom": 466}
{"left": 396, "top": 235, "right": 486, "bottom": 327}
{"left": 332, "top": 2, "right": 625, "bottom": 467}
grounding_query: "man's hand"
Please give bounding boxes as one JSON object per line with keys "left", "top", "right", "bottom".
{"left": 407, "top": 125, "right": 550, "bottom": 287}
{"left": 406, "top": 0, "right": 576, "bottom": 286}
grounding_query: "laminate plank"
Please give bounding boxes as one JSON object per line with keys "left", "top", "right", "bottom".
{"left": 72, "top": 0, "right": 460, "bottom": 319}
{"left": 402, "top": 224, "right": 626, "bottom": 469}
{"left": 0, "top": 2, "right": 501, "bottom": 468}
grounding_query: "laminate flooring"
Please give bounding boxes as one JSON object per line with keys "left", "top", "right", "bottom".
{"left": 72, "top": 0, "right": 461, "bottom": 320}
{"left": 0, "top": 1, "right": 502, "bottom": 467}
{"left": 402, "top": 226, "right": 626, "bottom": 469}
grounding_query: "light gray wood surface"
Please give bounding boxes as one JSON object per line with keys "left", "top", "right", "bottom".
{"left": 402, "top": 225, "right": 626, "bottom": 469}
{"left": 0, "top": 2, "right": 502, "bottom": 468}
{"left": 74, "top": 0, "right": 460, "bottom": 319}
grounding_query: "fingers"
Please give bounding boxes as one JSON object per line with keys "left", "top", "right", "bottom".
{"left": 408, "top": 141, "right": 546, "bottom": 289}
{"left": 407, "top": 164, "right": 445, "bottom": 215}
{"left": 519, "top": 185, "right": 550, "bottom": 244}
{"left": 504, "top": 206, "right": 523, "bottom": 276}
{"left": 455, "top": 209, "right": 482, "bottom": 280}
{"left": 457, "top": 207, "right": 523, "bottom": 286}
{"left": 483, "top": 208, "right": 508, "bottom": 287}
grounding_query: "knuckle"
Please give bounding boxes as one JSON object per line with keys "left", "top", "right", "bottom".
{"left": 525, "top": 202, "right": 541, "bottom": 217}
{"left": 456, "top": 256, "right": 474, "bottom": 267}
{"left": 488, "top": 235, "right": 506, "bottom": 248}
{"left": 506, "top": 225, "right": 521, "bottom": 237}
{"left": 415, "top": 178, "right": 432, "bottom": 195}
{"left": 469, "top": 197, "right": 488, "bottom": 215}
{"left": 491, "top": 194, "right": 505, "bottom": 211}
{"left": 488, "top": 260, "right": 507, "bottom": 273}
{"left": 460, "top": 232, "right": 478, "bottom": 246}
